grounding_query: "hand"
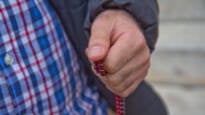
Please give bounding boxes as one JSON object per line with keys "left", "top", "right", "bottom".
{"left": 86, "top": 10, "right": 151, "bottom": 98}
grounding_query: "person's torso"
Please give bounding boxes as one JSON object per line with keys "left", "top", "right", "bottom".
{"left": 0, "top": 0, "right": 106, "bottom": 114}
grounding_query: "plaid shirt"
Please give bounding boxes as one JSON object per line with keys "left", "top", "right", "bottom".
{"left": 0, "top": 0, "right": 107, "bottom": 114}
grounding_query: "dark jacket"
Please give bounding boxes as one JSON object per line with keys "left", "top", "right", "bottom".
{"left": 49, "top": 1, "right": 167, "bottom": 115}
{"left": 49, "top": 0, "right": 159, "bottom": 62}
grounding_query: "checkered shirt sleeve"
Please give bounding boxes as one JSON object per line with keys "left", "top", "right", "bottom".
{"left": 0, "top": 0, "right": 107, "bottom": 114}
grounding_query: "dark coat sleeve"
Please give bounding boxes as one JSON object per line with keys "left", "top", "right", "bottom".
{"left": 84, "top": 0, "right": 159, "bottom": 52}
{"left": 48, "top": 1, "right": 165, "bottom": 113}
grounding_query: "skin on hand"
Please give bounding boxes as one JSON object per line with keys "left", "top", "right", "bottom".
{"left": 86, "top": 9, "right": 151, "bottom": 98}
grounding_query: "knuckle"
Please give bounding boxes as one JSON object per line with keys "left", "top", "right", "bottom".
{"left": 145, "top": 54, "right": 151, "bottom": 64}
{"left": 143, "top": 50, "right": 151, "bottom": 63}
{"left": 144, "top": 62, "right": 151, "bottom": 76}
{"left": 136, "top": 36, "right": 145, "bottom": 49}
{"left": 145, "top": 47, "right": 151, "bottom": 56}
{"left": 144, "top": 55, "right": 151, "bottom": 69}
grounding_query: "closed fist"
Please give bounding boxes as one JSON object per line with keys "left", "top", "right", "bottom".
{"left": 86, "top": 10, "right": 150, "bottom": 98}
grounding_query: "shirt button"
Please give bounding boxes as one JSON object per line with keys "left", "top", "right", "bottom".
{"left": 4, "top": 53, "right": 14, "bottom": 66}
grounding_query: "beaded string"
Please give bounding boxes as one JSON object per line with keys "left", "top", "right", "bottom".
{"left": 94, "top": 60, "right": 125, "bottom": 115}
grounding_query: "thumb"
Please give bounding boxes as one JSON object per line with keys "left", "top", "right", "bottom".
{"left": 86, "top": 11, "right": 115, "bottom": 62}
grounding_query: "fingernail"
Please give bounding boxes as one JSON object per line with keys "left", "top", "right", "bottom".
{"left": 88, "top": 45, "right": 105, "bottom": 57}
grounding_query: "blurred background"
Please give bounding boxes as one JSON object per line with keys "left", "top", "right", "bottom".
{"left": 146, "top": 0, "right": 205, "bottom": 115}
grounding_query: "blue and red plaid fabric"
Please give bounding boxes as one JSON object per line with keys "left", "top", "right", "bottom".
{"left": 0, "top": 0, "right": 107, "bottom": 114}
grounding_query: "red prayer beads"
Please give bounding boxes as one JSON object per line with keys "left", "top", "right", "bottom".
{"left": 94, "top": 60, "right": 125, "bottom": 115}
{"left": 94, "top": 60, "right": 107, "bottom": 76}
{"left": 115, "top": 95, "right": 125, "bottom": 115}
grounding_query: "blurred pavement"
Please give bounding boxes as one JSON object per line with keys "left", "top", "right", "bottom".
{"left": 146, "top": 0, "right": 205, "bottom": 115}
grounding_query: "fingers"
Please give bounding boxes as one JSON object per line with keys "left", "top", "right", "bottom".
{"left": 120, "top": 61, "right": 149, "bottom": 98}
{"left": 107, "top": 46, "right": 149, "bottom": 84}
{"left": 107, "top": 61, "right": 150, "bottom": 98}
{"left": 115, "top": 61, "right": 150, "bottom": 97}
{"left": 104, "top": 30, "right": 145, "bottom": 74}
{"left": 86, "top": 11, "right": 116, "bottom": 62}
{"left": 105, "top": 46, "right": 150, "bottom": 97}
{"left": 86, "top": 10, "right": 151, "bottom": 98}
